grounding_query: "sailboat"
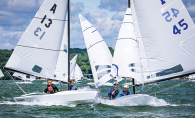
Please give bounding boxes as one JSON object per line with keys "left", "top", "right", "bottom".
{"left": 13, "top": 72, "right": 36, "bottom": 84}
{"left": 78, "top": 14, "right": 113, "bottom": 88}
{"left": 70, "top": 64, "right": 83, "bottom": 82}
{"left": 0, "top": 70, "right": 4, "bottom": 78}
{"left": 107, "top": 0, "right": 195, "bottom": 104}
{"left": 3, "top": 0, "right": 97, "bottom": 104}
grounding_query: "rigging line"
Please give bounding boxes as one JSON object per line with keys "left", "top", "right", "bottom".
{"left": 6, "top": 70, "right": 26, "bottom": 95}
{"left": 34, "top": 17, "right": 68, "bottom": 21}
{"left": 16, "top": 45, "right": 67, "bottom": 52}
{"left": 132, "top": 0, "right": 152, "bottom": 77}
{"left": 148, "top": 80, "right": 190, "bottom": 95}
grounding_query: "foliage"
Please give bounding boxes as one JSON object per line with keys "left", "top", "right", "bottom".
{"left": 0, "top": 47, "right": 114, "bottom": 80}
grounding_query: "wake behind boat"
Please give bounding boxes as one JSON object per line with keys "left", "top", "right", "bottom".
{"left": 87, "top": 82, "right": 113, "bottom": 86}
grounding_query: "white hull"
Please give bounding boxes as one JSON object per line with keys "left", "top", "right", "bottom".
{"left": 14, "top": 90, "right": 97, "bottom": 104}
{"left": 105, "top": 94, "right": 162, "bottom": 106}
{"left": 87, "top": 82, "right": 113, "bottom": 86}
{"left": 42, "top": 81, "right": 59, "bottom": 84}
{"left": 15, "top": 82, "right": 32, "bottom": 84}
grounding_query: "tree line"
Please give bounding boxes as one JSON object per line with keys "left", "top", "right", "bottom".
{"left": 0, "top": 47, "right": 114, "bottom": 80}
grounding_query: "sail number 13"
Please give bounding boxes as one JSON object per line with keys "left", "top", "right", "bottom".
{"left": 34, "top": 4, "right": 57, "bottom": 40}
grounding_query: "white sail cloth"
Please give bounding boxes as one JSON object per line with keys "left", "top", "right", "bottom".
{"left": 111, "top": 8, "right": 143, "bottom": 84}
{"left": 71, "top": 64, "right": 83, "bottom": 81}
{"left": 13, "top": 72, "right": 36, "bottom": 81}
{"left": 0, "top": 70, "right": 4, "bottom": 78}
{"left": 132, "top": 0, "right": 195, "bottom": 85}
{"left": 5, "top": 0, "right": 68, "bottom": 79}
{"left": 53, "top": 54, "right": 77, "bottom": 82}
{"left": 79, "top": 14, "right": 113, "bottom": 88}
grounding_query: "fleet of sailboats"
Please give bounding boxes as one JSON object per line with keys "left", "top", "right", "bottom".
{"left": 0, "top": 0, "right": 194, "bottom": 105}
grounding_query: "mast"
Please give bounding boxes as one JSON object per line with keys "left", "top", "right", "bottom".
{"left": 128, "top": 0, "right": 136, "bottom": 94}
{"left": 68, "top": 0, "right": 70, "bottom": 90}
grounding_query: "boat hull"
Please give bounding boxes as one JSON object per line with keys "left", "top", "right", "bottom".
{"left": 110, "top": 94, "right": 158, "bottom": 106}
{"left": 14, "top": 90, "right": 98, "bottom": 104}
{"left": 87, "top": 82, "right": 113, "bottom": 86}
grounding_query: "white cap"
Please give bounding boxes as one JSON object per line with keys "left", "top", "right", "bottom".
{"left": 123, "top": 84, "right": 129, "bottom": 88}
{"left": 113, "top": 82, "right": 118, "bottom": 85}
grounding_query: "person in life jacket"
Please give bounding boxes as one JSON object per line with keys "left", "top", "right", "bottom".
{"left": 120, "top": 84, "right": 131, "bottom": 97}
{"left": 43, "top": 79, "right": 59, "bottom": 94}
{"left": 70, "top": 80, "right": 77, "bottom": 90}
{"left": 108, "top": 82, "right": 119, "bottom": 100}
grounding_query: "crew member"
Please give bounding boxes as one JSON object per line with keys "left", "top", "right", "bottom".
{"left": 120, "top": 85, "right": 131, "bottom": 97}
{"left": 70, "top": 80, "right": 77, "bottom": 90}
{"left": 108, "top": 82, "right": 119, "bottom": 100}
{"left": 43, "top": 79, "right": 59, "bottom": 94}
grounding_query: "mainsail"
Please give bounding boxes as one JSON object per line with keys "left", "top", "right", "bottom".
{"left": 4, "top": 0, "right": 68, "bottom": 79}
{"left": 111, "top": 8, "right": 143, "bottom": 84}
{"left": 0, "top": 70, "right": 4, "bottom": 78}
{"left": 132, "top": 0, "right": 195, "bottom": 85}
{"left": 79, "top": 14, "right": 113, "bottom": 88}
{"left": 71, "top": 64, "right": 83, "bottom": 81}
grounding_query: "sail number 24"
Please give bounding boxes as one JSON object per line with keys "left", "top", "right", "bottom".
{"left": 34, "top": 4, "right": 57, "bottom": 40}
{"left": 160, "top": 0, "right": 188, "bottom": 35}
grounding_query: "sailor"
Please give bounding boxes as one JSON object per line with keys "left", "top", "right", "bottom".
{"left": 120, "top": 85, "right": 131, "bottom": 97}
{"left": 108, "top": 82, "right": 119, "bottom": 100}
{"left": 70, "top": 80, "right": 77, "bottom": 90}
{"left": 43, "top": 79, "right": 59, "bottom": 94}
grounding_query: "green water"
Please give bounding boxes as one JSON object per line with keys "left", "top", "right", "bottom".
{"left": 0, "top": 79, "right": 194, "bottom": 118}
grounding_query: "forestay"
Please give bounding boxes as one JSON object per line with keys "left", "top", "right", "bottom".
{"left": 0, "top": 70, "right": 4, "bottom": 78}
{"left": 5, "top": 0, "right": 68, "bottom": 79}
{"left": 132, "top": 0, "right": 195, "bottom": 85}
{"left": 13, "top": 72, "right": 36, "bottom": 81}
{"left": 79, "top": 14, "right": 113, "bottom": 88}
{"left": 111, "top": 8, "right": 143, "bottom": 84}
{"left": 53, "top": 54, "right": 77, "bottom": 82}
{"left": 71, "top": 64, "right": 83, "bottom": 81}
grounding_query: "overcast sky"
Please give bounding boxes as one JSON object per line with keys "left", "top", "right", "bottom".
{"left": 0, "top": 0, "right": 195, "bottom": 49}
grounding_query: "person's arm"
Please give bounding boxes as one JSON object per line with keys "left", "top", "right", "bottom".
{"left": 43, "top": 87, "right": 48, "bottom": 94}
{"left": 112, "top": 88, "right": 117, "bottom": 95}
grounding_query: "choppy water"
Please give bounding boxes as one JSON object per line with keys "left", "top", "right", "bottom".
{"left": 0, "top": 79, "right": 194, "bottom": 118}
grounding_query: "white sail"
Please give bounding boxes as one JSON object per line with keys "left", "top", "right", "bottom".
{"left": 5, "top": 0, "right": 68, "bottom": 79}
{"left": 111, "top": 8, "right": 143, "bottom": 84}
{"left": 13, "top": 72, "right": 36, "bottom": 81}
{"left": 53, "top": 54, "right": 77, "bottom": 82}
{"left": 0, "top": 70, "right": 4, "bottom": 78}
{"left": 71, "top": 64, "right": 83, "bottom": 81}
{"left": 79, "top": 14, "right": 113, "bottom": 88}
{"left": 132, "top": 0, "right": 195, "bottom": 85}
{"left": 53, "top": 18, "right": 68, "bottom": 82}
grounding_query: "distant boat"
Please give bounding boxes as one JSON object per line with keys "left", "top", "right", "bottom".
{"left": 3, "top": 0, "right": 97, "bottom": 104}
{"left": 70, "top": 64, "right": 83, "bottom": 82}
{"left": 13, "top": 72, "right": 36, "bottom": 84}
{"left": 0, "top": 70, "right": 4, "bottom": 78}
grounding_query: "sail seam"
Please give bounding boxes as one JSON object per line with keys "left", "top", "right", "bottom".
{"left": 117, "top": 38, "right": 137, "bottom": 43}
{"left": 34, "top": 17, "right": 68, "bottom": 21}
{"left": 17, "top": 45, "right": 66, "bottom": 52}
{"left": 87, "top": 40, "right": 104, "bottom": 50}
{"left": 83, "top": 26, "right": 93, "bottom": 32}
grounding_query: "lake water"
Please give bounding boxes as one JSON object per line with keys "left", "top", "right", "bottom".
{"left": 0, "top": 79, "right": 194, "bottom": 118}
